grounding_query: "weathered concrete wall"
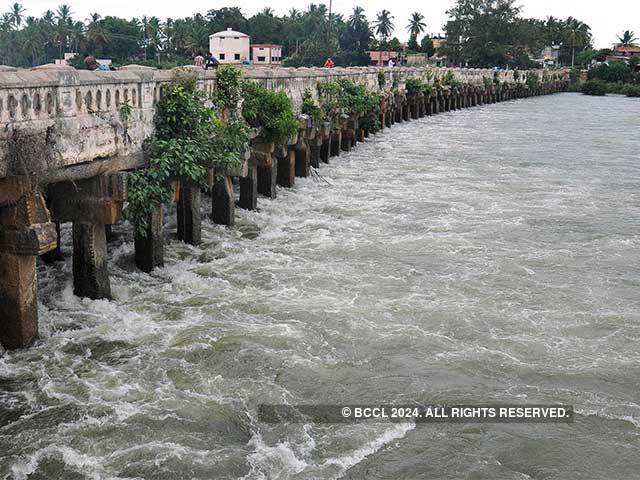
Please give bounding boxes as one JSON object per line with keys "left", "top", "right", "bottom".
{"left": 0, "top": 64, "right": 548, "bottom": 182}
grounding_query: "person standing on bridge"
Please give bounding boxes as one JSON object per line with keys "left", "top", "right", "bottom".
{"left": 324, "top": 58, "right": 335, "bottom": 68}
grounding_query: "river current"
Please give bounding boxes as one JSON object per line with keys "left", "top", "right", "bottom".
{"left": 1, "top": 93, "right": 639, "bottom": 479}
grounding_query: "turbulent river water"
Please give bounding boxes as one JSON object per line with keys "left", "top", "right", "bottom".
{"left": 1, "top": 93, "right": 639, "bottom": 480}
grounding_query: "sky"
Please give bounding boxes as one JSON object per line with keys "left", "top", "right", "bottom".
{"left": 12, "top": 0, "right": 639, "bottom": 49}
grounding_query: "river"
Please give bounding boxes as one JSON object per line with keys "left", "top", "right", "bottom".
{"left": 1, "top": 92, "right": 639, "bottom": 479}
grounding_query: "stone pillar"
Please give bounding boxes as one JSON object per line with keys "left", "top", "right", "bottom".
{"left": 0, "top": 253, "right": 38, "bottom": 349}
{"left": 134, "top": 205, "right": 164, "bottom": 273}
{"left": 320, "top": 137, "right": 330, "bottom": 163}
{"left": 276, "top": 145, "right": 296, "bottom": 188}
{"left": 239, "top": 162, "right": 258, "bottom": 210}
{"left": 251, "top": 142, "right": 277, "bottom": 198}
{"left": 177, "top": 180, "right": 202, "bottom": 244}
{"left": 0, "top": 177, "right": 56, "bottom": 349}
{"left": 41, "top": 220, "right": 63, "bottom": 263}
{"left": 212, "top": 173, "right": 235, "bottom": 225}
{"left": 257, "top": 156, "right": 278, "bottom": 199}
{"left": 48, "top": 174, "right": 124, "bottom": 300}
{"left": 310, "top": 138, "right": 322, "bottom": 168}
{"left": 72, "top": 221, "right": 111, "bottom": 299}
{"left": 330, "top": 130, "right": 342, "bottom": 157}
{"left": 295, "top": 138, "right": 311, "bottom": 177}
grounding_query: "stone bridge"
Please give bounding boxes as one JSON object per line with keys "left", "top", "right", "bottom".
{"left": 0, "top": 64, "right": 568, "bottom": 350}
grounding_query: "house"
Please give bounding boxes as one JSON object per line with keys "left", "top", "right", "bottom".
{"left": 209, "top": 28, "right": 250, "bottom": 64}
{"left": 613, "top": 44, "right": 640, "bottom": 58}
{"left": 251, "top": 44, "right": 283, "bottom": 65}
{"left": 540, "top": 45, "right": 560, "bottom": 66}
{"left": 368, "top": 51, "right": 400, "bottom": 66}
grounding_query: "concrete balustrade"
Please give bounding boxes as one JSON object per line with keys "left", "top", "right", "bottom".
{"left": 0, "top": 63, "right": 568, "bottom": 350}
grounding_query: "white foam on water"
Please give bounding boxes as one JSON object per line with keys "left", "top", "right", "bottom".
{"left": 322, "top": 422, "right": 416, "bottom": 475}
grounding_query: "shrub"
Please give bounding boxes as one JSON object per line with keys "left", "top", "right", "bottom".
{"left": 622, "top": 84, "right": 640, "bottom": 97}
{"left": 127, "top": 77, "right": 249, "bottom": 237}
{"left": 405, "top": 78, "right": 424, "bottom": 95}
{"left": 587, "top": 61, "right": 632, "bottom": 83}
{"left": 301, "top": 89, "right": 323, "bottom": 124}
{"left": 242, "top": 81, "right": 298, "bottom": 144}
{"left": 378, "top": 71, "right": 386, "bottom": 89}
{"left": 581, "top": 79, "right": 607, "bottom": 96}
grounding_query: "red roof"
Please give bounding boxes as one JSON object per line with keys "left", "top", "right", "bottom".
{"left": 615, "top": 45, "right": 640, "bottom": 53}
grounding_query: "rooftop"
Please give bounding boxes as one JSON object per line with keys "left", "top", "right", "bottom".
{"left": 211, "top": 28, "right": 249, "bottom": 38}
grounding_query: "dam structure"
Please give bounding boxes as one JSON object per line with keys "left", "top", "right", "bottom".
{"left": 0, "top": 64, "right": 568, "bottom": 350}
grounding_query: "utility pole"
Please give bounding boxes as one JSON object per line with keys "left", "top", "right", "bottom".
{"left": 328, "top": 0, "right": 333, "bottom": 56}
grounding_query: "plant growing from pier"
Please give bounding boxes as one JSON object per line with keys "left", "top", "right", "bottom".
{"left": 525, "top": 72, "right": 540, "bottom": 90}
{"left": 301, "top": 89, "right": 324, "bottom": 125}
{"left": 317, "top": 79, "right": 382, "bottom": 131}
{"left": 127, "top": 75, "right": 249, "bottom": 237}
{"left": 241, "top": 81, "right": 298, "bottom": 144}
{"left": 378, "top": 71, "right": 386, "bottom": 90}
{"left": 213, "top": 65, "right": 244, "bottom": 113}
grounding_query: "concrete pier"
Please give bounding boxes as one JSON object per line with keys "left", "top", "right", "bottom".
{"left": 48, "top": 174, "right": 125, "bottom": 299}
{"left": 257, "top": 157, "right": 278, "bottom": 199}
{"left": 295, "top": 138, "right": 311, "bottom": 177}
{"left": 276, "top": 144, "right": 296, "bottom": 188}
{"left": 177, "top": 180, "right": 202, "bottom": 245}
{"left": 212, "top": 173, "right": 236, "bottom": 225}
{"left": 134, "top": 205, "right": 164, "bottom": 273}
{"left": 239, "top": 162, "right": 258, "bottom": 210}
{"left": 0, "top": 176, "right": 56, "bottom": 348}
{"left": 72, "top": 221, "right": 111, "bottom": 299}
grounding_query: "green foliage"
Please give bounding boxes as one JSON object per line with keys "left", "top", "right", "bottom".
{"left": 119, "top": 101, "right": 134, "bottom": 122}
{"left": 242, "top": 80, "right": 298, "bottom": 144}
{"left": 378, "top": 71, "right": 386, "bottom": 89}
{"left": 525, "top": 71, "right": 540, "bottom": 90}
{"left": 127, "top": 78, "right": 249, "bottom": 237}
{"left": 621, "top": 84, "right": 640, "bottom": 97}
{"left": 301, "top": 89, "right": 323, "bottom": 125}
{"left": 317, "top": 79, "right": 382, "bottom": 131}
{"left": 581, "top": 79, "right": 607, "bottom": 96}
{"left": 587, "top": 61, "right": 632, "bottom": 83}
{"left": 213, "top": 65, "right": 244, "bottom": 112}
{"left": 441, "top": 1, "right": 591, "bottom": 68}
{"left": 420, "top": 36, "right": 435, "bottom": 57}
{"left": 405, "top": 78, "right": 424, "bottom": 95}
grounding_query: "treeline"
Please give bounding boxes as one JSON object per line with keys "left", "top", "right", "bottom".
{"left": 442, "top": 0, "right": 593, "bottom": 68}
{"left": 0, "top": 1, "right": 595, "bottom": 69}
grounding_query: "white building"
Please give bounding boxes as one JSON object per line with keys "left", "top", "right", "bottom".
{"left": 209, "top": 28, "right": 250, "bottom": 64}
{"left": 251, "top": 44, "right": 283, "bottom": 65}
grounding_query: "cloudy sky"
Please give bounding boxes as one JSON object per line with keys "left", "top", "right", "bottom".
{"left": 13, "top": 0, "right": 639, "bottom": 48}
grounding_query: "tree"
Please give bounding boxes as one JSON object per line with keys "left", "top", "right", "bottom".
{"left": 375, "top": 9, "right": 394, "bottom": 43}
{"left": 407, "top": 35, "right": 419, "bottom": 52}
{"left": 9, "top": 2, "right": 24, "bottom": 28}
{"left": 565, "top": 17, "right": 591, "bottom": 67}
{"left": 420, "top": 36, "right": 435, "bottom": 57}
{"left": 406, "top": 12, "right": 426, "bottom": 38}
{"left": 617, "top": 30, "right": 637, "bottom": 46}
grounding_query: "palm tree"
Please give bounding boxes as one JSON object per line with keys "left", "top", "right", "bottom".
{"left": 617, "top": 30, "right": 637, "bottom": 46}
{"left": 288, "top": 8, "right": 301, "bottom": 20}
{"left": 349, "top": 6, "right": 366, "bottom": 27}
{"left": 9, "top": 2, "right": 25, "bottom": 28}
{"left": 565, "top": 17, "right": 591, "bottom": 68}
{"left": 55, "top": 4, "right": 72, "bottom": 56}
{"left": 375, "top": 9, "right": 394, "bottom": 43}
{"left": 406, "top": 12, "right": 426, "bottom": 38}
